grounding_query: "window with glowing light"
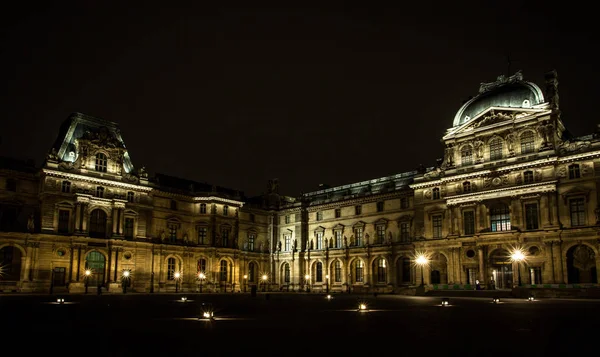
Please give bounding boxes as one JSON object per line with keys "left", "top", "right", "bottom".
{"left": 376, "top": 258, "right": 386, "bottom": 283}
{"left": 219, "top": 260, "right": 228, "bottom": 281}
{"left": 95, "top": 153, "right": 107, "bottom": 172}
{"left": 490, "top": 204, "right": 511, "bottom": 231}
{"left": 284, "top": 234, "right": 291, "bottom": 251}
{"left": 335, "top": 230, "right": 342, "bottom": 248}
{"left": 316, "top": 231, "right": 323, "bottom": 250}
{"left": 355, "top": 260, "right": 364, "bottom": 282}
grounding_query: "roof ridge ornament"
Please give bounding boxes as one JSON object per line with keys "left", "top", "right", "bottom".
{"left": 479, "top": 70, "right": 524, "bottom": 94}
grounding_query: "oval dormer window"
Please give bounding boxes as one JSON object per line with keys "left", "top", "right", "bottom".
{"left": 522, "top": 99, "right": 531, "bottom": 108}
{"left": 464, "top": 115, "right": 471, "bottom": 123}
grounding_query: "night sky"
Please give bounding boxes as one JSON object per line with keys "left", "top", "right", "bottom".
{"left": 1, "top": 3, "right": 598, "bottom": 198}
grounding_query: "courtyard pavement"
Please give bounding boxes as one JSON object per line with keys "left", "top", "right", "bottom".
{"left": 1, "top": 292, "right": 597, "bottom": 356}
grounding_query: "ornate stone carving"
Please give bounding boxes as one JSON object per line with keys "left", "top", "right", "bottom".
{"left": 58, "top": 161, "right": 75, "bottom": 171}
{"left": 557, "top": 140, "right": 590, "bottom": 154}
{"left": 515, "top": 173, "right": 522, "bottom": 185}
{"left": 443, "top": 145, "right": 454, "bottom": 168}
{"left": 81, "top": 127, "right": 122, "bottom": 148}
{"left": 473, "top": 110, "right": 516, "bottom": 129}
{"left": 424, "top": 189, "right": 432, "bottom": 199}
{"left": 505, "top": 132, "right": 517, "bottom": 156}
{"left": 47, "top": 147, "right": 60, "bottom": 162}
{"left": 572, "top": 245, "right": 595, "bottom": 271}
{"left": 473, "top": 140, "right": 484, "bottom": 161}
{"left": 537, "top": 120, "right": 555, "bottom": 148}
{"left": 424, "top": 167, "right": 442, "bottom": 180}
{"left": 555, "top": 166, "right": 567, "bottom": 178}
{"left": 479, "top": 71, "right": 523, "bottom": 93}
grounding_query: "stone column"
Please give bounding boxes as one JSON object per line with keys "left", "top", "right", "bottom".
{"left": 545, "top": 241, "right": 555, "bottom": 283}
{"left": 75, "top": 202, "right": 82, "bottom": 232}
{"left": 477, "top": 246, "right": 485, "bottom": 286}
{"left": 119, "top": 208, "right": 125, "bottom": 235}
{"left": 112, "top": 208, "right": 119, "bottom": 235}
{"left": 553, "top": 242, "right": 565, "bottom": 284}
{"left": 81, "top": 203, "right": 89, "bottom": 233}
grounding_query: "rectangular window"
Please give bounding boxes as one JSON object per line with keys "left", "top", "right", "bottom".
{"left": 58, "top": 210, "right": 70, "bottom": 234}
{"left": 170, "top": 200, "right": 177, "bottom": 210}
{"left": 197, "top": 227, "right": 207, "bottom": 245}
{"left": 249, "top": 213, "right": 255, "bottom": 222}
{"left": 355, "top": 227, "right": 363, "bottom": 246}
{"left": 127, "top": 191, "right": 134, "bottom": 203}
{"left": 222, "top": 229, "right": 229, "bottom": 246}
{"left": 432, "top": 215, "right": 442, "bottom": 238}
{"left": 523, "top": 171, "right": 534, "bottom": 184}
{"left": 433, "top": 188, "right": 440, "bottom": 200}
{"left": 223, "top": 206, "right": 229, "bottom": 216}
{"left": 568, "top": 164, "right": 581, "bottom": 179}
{"left": 400, "top": 197, "right": 409, "bottom": 209}
{"left": 530, "top": 267, "right": 542, "bottom": 285}
{"left": 376, "top": 201, "right": 384, "bottom": 212}
{"left": 124, "top": 218, "right": 134, "bottom": 239}
{"left": 569, "top": 198, "right": 586, "bottom": 226}
{"left": 355, "top": 261, "right": 364, "bottom": 282}
{"left": 491, "top": 205, "right": 511, "bottom": 232}
{"left": 284, "top": 265, "right": 290, "bottom": 283}
{"left": 248, "top": 233, "right": 255, "bottom": 251}
{"left": 376, "top": 225, "right": 385, "bottom": 243}
{"left": 316, "top": 232, "right": 323, "bottom": 250}
{"left": 334, "top": 262, "right": 342, "bottom": 282}
{"left": 95, "top": 186, "right": 104, "bottom": 198}
{"left": 168, "top": 223, "right": 177, "bottom": 241}
{"left": 355, "top": 205, "right": 362, "bottom": 215}
{"left": 524, "top": 203, "right": 539, "bottom": 230}
{"left": 200, "top": 203, "right": 207, "bottom": 214}
{"left": 335, "top": 231, "right": 342, "bottom": 248}
{"left": 335, "top": 208, "right": 341, "bottom": 218}
{"left": 316, "top": 211, "right": 323, "bottom": 221}
{"left": 284, "top": 215, "right": 290, "bottom": 224}
{"left": 61, "top": 181, "right": 71, "bottom": 193}
{"left": 284, "top": 234, "right": 291, "bottom": 251}
{"left": 400, "top": 222, "right": 410, "bottom": 242}
{"left": 463, "top": 211, "right": 475, "bottom": 235}
{"left": 489, "top": 139, "right": 503, "bottom": 161}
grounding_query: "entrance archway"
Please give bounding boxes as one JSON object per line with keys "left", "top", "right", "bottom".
{"left": 567, "top": 245, "right": 597, "bottom": 284}
{"left": 0, "top": 246, "right": 22, "bottom": 281}
{"left": 430, "top": 253, "right": 448, "bottom": 284}
{"left": 85, "top": 251, "right": 106, "bottom": 287}
{"left": 490, "top": 249, "right": 512, "bottom": 289}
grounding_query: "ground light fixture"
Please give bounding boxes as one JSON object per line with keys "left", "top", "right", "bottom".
{"left": 493, "top": 297, "right": 500, "bottom": 303}
{"left": 181, "top": 296, "right": 188, "bottom": 302}
{"left": 441, "top": 298, "right": 449, "bottom": 306}
{"left": 56, "top": 298, "right": 65, "bottom": 304}
{"left": 358, "top": 302, "right": 368, "bottom": 312}
{"left": 325, "top": 294, "right": 333, "bottom": 301}
{"left": 199, "top": 303, "right": 215, "bottom": 321}
{"left": 528, "top": 295, "right": 535, "bottom": 301}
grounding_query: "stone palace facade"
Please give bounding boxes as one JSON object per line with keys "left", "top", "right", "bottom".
{"left": 1, "top": 70, "right": 599, "bottom": 293}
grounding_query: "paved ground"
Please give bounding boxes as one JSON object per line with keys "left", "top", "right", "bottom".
{"left": 1, "top": 292, "right": 597, "bottom": 356}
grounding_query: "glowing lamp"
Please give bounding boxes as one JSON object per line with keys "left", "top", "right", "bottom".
{"left": 326, "top": 294, "right": 333, "bottom": 300}
{"left": 57, "top": 298, "right": 64, "bottom": 304}
{"left": 493, "top": 297, "right": 500, "bottom": 303}
{"left": 441, "top": 298, "right": 449, "bottom": 306}
{"left": 528, "top": 295, "right": 535, "bottom": 301}
{"left": 122, "top": 270, "right": 130, "bottom": 278}
{"left": 85, "top": 269, "right": 92, "bottom": 277}
{"left": 262, "top": 274, "right": 268, "bottom": 281}
{"left": 174, "top": 272, "right": 181, "bottom": 279}
{"left": 181, "top": 296, "right": 188, "bottom": 302}
{"left": 358, "top": 303, "right": 368, "bottom": 311}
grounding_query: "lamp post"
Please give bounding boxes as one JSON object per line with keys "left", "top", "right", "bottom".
{"left": 84, "top": 269, "right": 92, "bottom": 294}
{"left": 122, "top": 270, "right": 130, "bottom": 294}
{"left": 243, "top": 274, "right": 247, "bottom": 293}
{"left": 325, "top": 274, "right": 330, "bottom": 294}
{"left": 416, "top": 255, "right": 429, "bottom": 287}
{"left": 198, "top": 272, "right": 205, "bottom": 293}
{"left": 305, "top": 274, "right": 311, "bottom": 293}
{"left": 262, "top": 274, "right": 268, "bottom": 292}
{"left": 174, "top": 272, "right": 181, "bottom": 293}
{"left": 511, "top": 249, "right": 526, "bottom": 287}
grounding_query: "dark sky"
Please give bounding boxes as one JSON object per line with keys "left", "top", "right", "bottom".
{"left": 1, "top": 3, "right": 598, "bottom": 198}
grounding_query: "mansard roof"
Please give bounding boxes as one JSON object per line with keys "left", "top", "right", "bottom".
{"left": 302, "top": 170, "right": 417, "bottom": 204}
{"left": 452, "top": 71, "right": 545, "bottom": 127}
{"left": 50, "top": 112, "right": 134, "bottom": 172}
{"left": 151, "top": 173, "right": 242, "bottom": 199}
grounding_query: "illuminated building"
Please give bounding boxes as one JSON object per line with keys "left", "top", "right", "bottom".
{"left": 1, "top": 70, "right": 598, "bottom": 293}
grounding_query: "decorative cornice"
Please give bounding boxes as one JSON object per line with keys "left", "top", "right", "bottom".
{"left": 43, "top": 169, "right": 153, "bottom": 191}
{"left": 193, "top": 196, "right": 244, "bottom": 207}
{"left": 556, "top": 150, "right": 600, "bottom": 163}
{"left": 446, "top": 181, "right": 556, "bottom": 206}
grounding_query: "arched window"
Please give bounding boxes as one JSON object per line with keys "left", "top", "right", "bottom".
{"left": 490, "top": 203, "right": 511, "bottom": 232}
{"left": 95, "top": 153, "right": 107, "bottom": 172}
{"left": 248, "top": 262, "right": 256, "bottom": 282}
{"left": 520, "top": 131, "right": 535, "bottom": 154}
{"left": 167, "top": 257, "right": 176, "bottom": 280}
{"left": 354, "top": 260, "right": 364, "bottom": 282}
{"left": 89, "top": 209, "right": 107, "bottom": 238}
{"left": 461, "top": 146, "right": 473, "bottom": 166}
{"left": 284, "top": 263, "right": 290, "bottom": 283}
{"left": 316, "top": 262, "right": 323, "bottom": 282}
{"left": 376, "top": 258, "right": 387, "bottom": 283}
{"left": 489, "top": 138, "right": 503, "bottom": 160}
{"left": 219, "top": 260, "right": 228, "bottom": 281}
{"left": 334, "top": 261, "right": 342, "bottom": 282}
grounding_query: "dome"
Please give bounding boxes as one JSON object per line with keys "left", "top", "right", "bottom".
{"left": 452, "top": 72, "right": 545, "bottom": 127}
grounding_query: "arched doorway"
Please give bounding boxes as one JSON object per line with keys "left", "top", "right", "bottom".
{"left": 0, "top": 246, "right": 22, "bottom": 281}
{"left": 89, "top": 209, "right": 107, "bottom": 238}
{"left": 567, "top": 245, "right": 597, "bottom": 284}
{"left": 396, "top": 257, "right": 412, "bottom": 286}
{"left": 85, "top": 251, "right": 106, "bottom": 287}
{"left": 490, "top": 249, "right": 512, "bottom": 289}
{"left": 430, "top": 253, "right": 448, "bottom": 284}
